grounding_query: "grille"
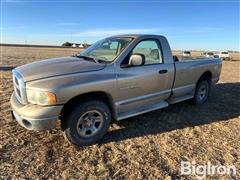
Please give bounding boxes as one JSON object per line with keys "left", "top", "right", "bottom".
{"left": 12, "top": 69, "right": 28, "bottom": 104}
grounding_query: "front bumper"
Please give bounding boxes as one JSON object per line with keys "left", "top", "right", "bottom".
{"left": 10, "top": 93, "right": 63, "bottom": 131}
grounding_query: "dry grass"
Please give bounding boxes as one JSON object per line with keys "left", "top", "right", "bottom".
{"left": 0, "top": 46, "right": 240, "bottom": 179}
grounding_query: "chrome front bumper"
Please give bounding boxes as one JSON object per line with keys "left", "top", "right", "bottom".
{"left": 10, "top": 93, "right": 63, "bottom": 131}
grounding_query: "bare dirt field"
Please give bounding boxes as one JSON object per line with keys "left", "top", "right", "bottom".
{"left": 0, "top": 46, "right": 240, "bottom": 179}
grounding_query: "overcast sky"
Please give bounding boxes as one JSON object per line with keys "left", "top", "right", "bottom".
{"left": 1, "top": 0, "right": 239, "bottom": 51}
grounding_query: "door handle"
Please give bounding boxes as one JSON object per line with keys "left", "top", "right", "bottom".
{"left": 158, "top": 69, "right": 168, "bottom": 74}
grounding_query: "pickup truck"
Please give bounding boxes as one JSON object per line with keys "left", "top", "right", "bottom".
{"left": 216, "top": 51, "right": 230, "bottom": 61}
{"left": 11, "top": 34, "right": 222, "bottom": 146}
{"left": 203, "top": 52, "right": 215, "bottom": 58}
{"left": 182, "top": 51, "right": 191, "bottom": 57}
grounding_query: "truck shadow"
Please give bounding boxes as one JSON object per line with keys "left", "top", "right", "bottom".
{"left": 100, "top": 82, "right": 240, "bottom": 144}
{"left": 0, "top": 66, "right": 16, "bottom": 71}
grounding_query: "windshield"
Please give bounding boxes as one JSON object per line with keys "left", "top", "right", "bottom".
{"left": 207, "top": 52, "right": 214, "bottom": 55}
{"left": 79, "top": 37, "right": 134, "bottom": 63}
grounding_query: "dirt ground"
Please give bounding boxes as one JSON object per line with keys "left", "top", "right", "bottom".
{"left": 0, "top": 46, "right": 240, "bottom": 179}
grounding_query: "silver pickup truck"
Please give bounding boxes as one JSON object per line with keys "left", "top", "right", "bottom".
{"left": 11, "top": 34, "right": 222, "bottom": 146}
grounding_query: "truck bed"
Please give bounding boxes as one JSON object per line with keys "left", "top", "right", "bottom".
{"left": 169, "top": 57, "right": 222, "bottom": 103}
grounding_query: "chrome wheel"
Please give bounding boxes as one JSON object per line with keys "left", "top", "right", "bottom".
{"left": 76, "top": 110, "right": 103, "bottom": 137}
{"left": 197, "top": 83, "right": 208, "bottom": 102}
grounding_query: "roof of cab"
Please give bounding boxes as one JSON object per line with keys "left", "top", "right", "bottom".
{"left": 110, "top": 34, "right": 165, "bottom": 38}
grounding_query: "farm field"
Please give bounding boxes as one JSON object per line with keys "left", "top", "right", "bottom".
{"left": 0, "top": 46, "right": 240, "bottom": 179}
{"left": 172, "top": 50, "right": 240, "bottom": 61}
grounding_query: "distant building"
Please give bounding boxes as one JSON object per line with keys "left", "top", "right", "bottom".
{"left": 72, "top": 43, "right": 77, "bottom": 48}
{"left": 77, "top": 44, "right": 82, "bottom": 48}
{"left": 62, "top": 42, "right": 91, "bottom": 48}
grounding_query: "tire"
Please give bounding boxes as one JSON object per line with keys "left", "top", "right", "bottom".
{"left": 192, "top": 80, "right": 210, "bottom": 105}
{"left": 62, "top": 100, "right": 111, "bottom": 146}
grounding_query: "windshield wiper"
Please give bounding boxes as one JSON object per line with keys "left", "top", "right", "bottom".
{"left": 74, "top": 55, "right": 99, "bottom": 63}
{"left": 87, "top": 54, "right": 109, "bottom": 63}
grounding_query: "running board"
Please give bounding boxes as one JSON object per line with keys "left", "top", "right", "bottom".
{"left": 167, "top": 94, "right": 193, "bottom": 104}
{"left": 117, "top": 101, "right": 169, "bottom": 121}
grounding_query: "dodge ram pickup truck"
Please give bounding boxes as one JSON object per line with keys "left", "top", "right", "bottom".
{"left": 11, "top": 34, "right": 222, "bottom": 146}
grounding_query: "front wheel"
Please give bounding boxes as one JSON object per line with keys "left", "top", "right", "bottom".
{"left": 192, "top": 80, "right": 210, "bottom": 105}
{"left": 62, "top": 100, "right": 111, "bottom": 146}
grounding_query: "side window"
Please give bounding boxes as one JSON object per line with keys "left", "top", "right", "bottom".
{"left": 132, "top": 40, "right": 163, "bottom": 64}
{"left": 98, "top": 41, "right": 119, "bottom": 56}
{"left": 110, "top": 41, "right": 118, "bottom": 50}
{"left": 101, "top": 41, "right": 118, "bottom": 50}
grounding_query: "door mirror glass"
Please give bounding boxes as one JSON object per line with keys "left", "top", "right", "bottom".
{"left": 129, "top": 53, "right": 145, "bottom": 66}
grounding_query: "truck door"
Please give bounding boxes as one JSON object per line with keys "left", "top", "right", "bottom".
{"left": 116, "top": 39, "right": 175, "bottom": 114}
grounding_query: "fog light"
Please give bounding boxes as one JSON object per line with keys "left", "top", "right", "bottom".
{"left": 22, "top": 119, "right": 32, "bottom": 128}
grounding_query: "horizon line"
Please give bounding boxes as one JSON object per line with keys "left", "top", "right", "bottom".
{"left": 1, "top": 43, "right": 239, "bottom": 52}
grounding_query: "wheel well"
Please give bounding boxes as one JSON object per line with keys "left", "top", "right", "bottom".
{"left": 197, "top": 71, "right": 212, "bottom": 84}
{"left": 60, "top": 91, "right": 116, "bottom": 122}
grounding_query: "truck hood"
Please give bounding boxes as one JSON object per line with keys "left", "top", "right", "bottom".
{"left": 15, "top": 56, "right": 106, "bottom": 82}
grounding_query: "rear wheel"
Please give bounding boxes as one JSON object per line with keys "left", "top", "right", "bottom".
{"left": 192, "top": 80, "right": 210, "bottom": 105}
{"left": 62, "top": 100, "right": 111, "bottom": 146}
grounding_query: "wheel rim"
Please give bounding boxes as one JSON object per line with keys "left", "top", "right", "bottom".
{"left": 76, "top": 110, "right": 104, "bottom": 138}
{"left": 197, "top": 83, "right": 208, "bottom": 102}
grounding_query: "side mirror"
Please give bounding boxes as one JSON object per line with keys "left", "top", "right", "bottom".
{"left": 129, "top": 53, "right": 145, "bottom": 66}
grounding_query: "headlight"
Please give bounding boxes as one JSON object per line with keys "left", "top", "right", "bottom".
{"left": 26, "top": 89, "right": 57, "bottom": 105}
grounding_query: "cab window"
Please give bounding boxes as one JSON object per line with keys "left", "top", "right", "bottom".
{"left": 132, "top": 40, "right": 163, "bottom": 64}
